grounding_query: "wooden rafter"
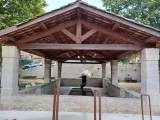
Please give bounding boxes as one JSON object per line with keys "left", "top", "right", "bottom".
{"left": 112, "top": 22, "right": 120, "bottom": 32}
{"left": 145, "top": 36, "right": 158, "bottom": 43}
{"left": 81, "top": 20, "right": 150, "bottom": 46}
{"left": 3, "top": 35, "right": 17, "bottom": 42}
{"left": 15, "top": 20, "right": 77, "bottom": 44}
{"left": 61, "top": 29, "right": 77, "bottom": 42}
{"left": 39, "top": 22, "right": 48, "bottom": 31}
{"left": 19, "top": 43, "right": 143, "bottom": 50}
{"left": 81, "top": 29, "right": 97, "bottom": 42}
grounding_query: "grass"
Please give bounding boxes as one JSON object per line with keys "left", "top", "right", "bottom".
{"left": 37, "top": 78, "right": 44, "bottom": 80}
{"left": 19, "top": 76, "right": 23, "bottom": 79}
{"left": 35, "top": 82, "right": 41, "bottom": 85}
{"left": 119, "top": 80, "right": 126, "bottom": 82}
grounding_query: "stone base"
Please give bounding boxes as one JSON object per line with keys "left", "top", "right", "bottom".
{"left": 0, "top": 111, "right": 160, "bottom": 120}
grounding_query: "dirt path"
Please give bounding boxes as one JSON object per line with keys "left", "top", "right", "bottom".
{"left": 119, "top": 83, "right": 141, "bottom": 93}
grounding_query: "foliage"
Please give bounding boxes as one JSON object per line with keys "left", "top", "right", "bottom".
{"left": 119, "top": 53, "right": 140, "bottom": 63}
{"left": 0, "top": 0, "right": 47, "bottom": 62}
{"left": 101, "top": 0, "right": 160, "bottom": 62}
{"left": 101, "top": 0, "right": 160, "bottom": 29}
{"left": 0, "top": 0, "right": 48, "bottom": 29}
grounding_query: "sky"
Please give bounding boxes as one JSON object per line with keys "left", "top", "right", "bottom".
{"left": 44, "top": 0, "right": 105, "bottom": 12}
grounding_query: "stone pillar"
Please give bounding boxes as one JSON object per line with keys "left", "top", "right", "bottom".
{"left": 141, "top": 48, "right": 159, "bottom": 94}
{"left": 1, "top": 46, "right": 20, "bottom": 105}
{"left": 102, "top": 63, "right": 106, "bottom": 78}
{"left": 44, "top": 59, "right": 52, "bottom": 83}
{"left": 111, "top": 60, "right": 118, "bottom": 85}
{"left": 57, "top": 61, "right": 62, "bottom": 78}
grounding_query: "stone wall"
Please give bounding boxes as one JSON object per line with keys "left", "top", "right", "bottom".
{"left": 20, "top": 63, "right": 141, "bottom": 81}
{"left": 1, "top": 95, "right": 160, "bottom": 115}
{"left": 19, "top": 79, "right": 60, "bottom": 95}
{"left": 105, "top": 82, "right": 140, "bottom": 98}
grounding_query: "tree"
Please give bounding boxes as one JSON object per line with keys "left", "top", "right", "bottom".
{"left": 101, "top": 0, "right": 160, "bottom": 29}
{"left": 0, "top": 0, "right": 48, "bottom": 61}
{"left": 0, "top": 0, "right": 48, "bottom": 29}
{"left": 101, "top": 0, "right": 160, "bottom": 62}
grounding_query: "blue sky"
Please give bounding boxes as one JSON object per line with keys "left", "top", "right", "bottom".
{"left": 44, "top": 0, "right": 105, "bottom": 12}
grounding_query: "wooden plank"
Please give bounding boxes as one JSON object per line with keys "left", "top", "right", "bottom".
{"left": 61, "top": 29, "right": 77, "bottom": 42}
{"left": 81, "top": 29, "right": 97, "bottom": 42}
{"left": 0, "top": 2, "right": 79, "bottom": 36}
{"left": 19, "top": 43, "right": 143, "bottom": 50}
{"left": 81, "top": 20, "right": 150, "bottom": 46}
{"left": 15, "top": 20, "right": 77, "bottom": 44}
{"left": 79, "top": 3, "right": 160, "bottom": 37}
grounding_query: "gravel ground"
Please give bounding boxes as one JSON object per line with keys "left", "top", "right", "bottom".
{"left": 119, "top": 83, "right": 141, "bottom": 93}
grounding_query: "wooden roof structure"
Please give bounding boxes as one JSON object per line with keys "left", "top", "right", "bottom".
{"left": 0, "top": 0, "right": 160, "bottom": 63}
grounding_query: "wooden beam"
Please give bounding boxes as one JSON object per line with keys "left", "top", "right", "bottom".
{"left": 39, "top": 22, "right": 47, "bottom": 31}
{"left": 81, "top": 29, "right": 97, "bottom": 42}
{"left": 103, "top": 23, "right": 120, "bottom": 44}
{"left": 145, "top": 36, "right": 158, "bottom": 43}
{"left": 51, "top": 57, "right": 111, "bottom": 61}
{"left": 112, "top": 22, "right": 120, "bottom": 32}
{"left": 61, "top": 29, "right": 77, "bottom": 42}
{"left": 4, "top": 35, "right": 17, "bottom": 41}
{"left": 19, "top": 43, "right": 143, "bottom": 51}
{"left": 15, "top": 20, "right": 77, "bottom": 44}
{"left": 81, "top": 20, "right": 150, "bottom": 46}
{"left": 76, "top": 9, "right": 82, "bottom": 43}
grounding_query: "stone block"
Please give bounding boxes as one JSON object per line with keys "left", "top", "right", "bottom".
{"left": 2, "top": 46, "right": 19, "bottom": 58}
{"left": 141, "top": 48, "right": 159, "bottom": 61}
